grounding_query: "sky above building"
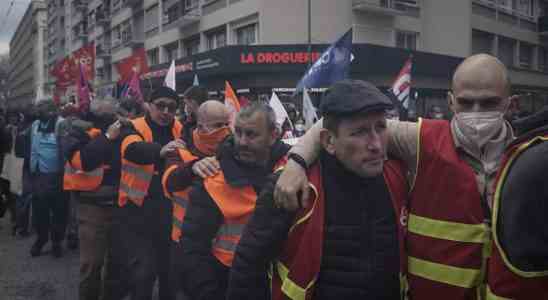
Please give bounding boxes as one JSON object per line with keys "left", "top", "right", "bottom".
{"left": 0, "top": 0, "right": 33, "bottom": 55}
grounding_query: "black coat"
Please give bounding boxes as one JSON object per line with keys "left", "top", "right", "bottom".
{"left": 176, "top": 138, "right": 290, "bottom": 300}
{"left": 227, "top": 151, "right": 401, "bottom": 300}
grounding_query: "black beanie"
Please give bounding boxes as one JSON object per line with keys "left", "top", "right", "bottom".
{"left": 148, "top": 86, "right": 180, "bottom": 104}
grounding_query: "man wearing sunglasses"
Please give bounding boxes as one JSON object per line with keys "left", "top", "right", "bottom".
{"left": 116, "top": 86, "right": 185, "bottom": 300}
{"left": 274, "top": 54, "right": 519, "bottom": 299}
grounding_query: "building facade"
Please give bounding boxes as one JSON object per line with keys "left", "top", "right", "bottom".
{"left": 8, "top": 0, "right": 48, "bottom": 109}
{"left": 45, "top": 0, "right": 548, "bottom": 114}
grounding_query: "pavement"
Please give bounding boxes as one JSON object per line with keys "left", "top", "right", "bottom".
{"left": 0, "top": 215, "right": 79, "bottom": 300}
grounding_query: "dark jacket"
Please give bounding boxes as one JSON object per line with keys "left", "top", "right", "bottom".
{"left": 177, "top": 137, "right": 290, "bottom": 300}
{"left": 497, "top": 125, "right": 548, "bottom": 271}
{"left": 227, "top": 151, "right": 401, "bottom": 300}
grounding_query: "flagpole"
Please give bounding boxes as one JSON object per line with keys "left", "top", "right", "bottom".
{"left": 307, "top": 0, "right": 312, "bottom": 69}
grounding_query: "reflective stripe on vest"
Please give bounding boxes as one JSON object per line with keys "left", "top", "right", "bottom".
{"left": 276, "top": 261, "right": 316, "bottom": 300}
{"left": 121, "top": 164, "right": 154, "bottom": 182}
{"left": 63, "top": 128, "right": 104, "bottom": 191}
{"left": 119, "top": 182, "right": 147, "bottom": 199}
{"left": 212, "top": 223, "right": 246, "bottom": 252}
{"left": 408, "top": 119, "right": 488, "bottom": 299}
{"left": 118, "top": 117, "right": 182, "bottom": 207}
{"left": 408, "top": 213, "right": 488, "bottom": 244}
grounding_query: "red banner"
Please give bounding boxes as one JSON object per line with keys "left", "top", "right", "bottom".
{"left": 50, "top": 42, "right": 95, "bottom": 87}
{"left": 116, "top": 48, "right": 149, "bottom": 83}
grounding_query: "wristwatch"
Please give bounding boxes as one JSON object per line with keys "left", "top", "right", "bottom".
{"left": 288, "top": 153, "right": 308, "bottom": 171}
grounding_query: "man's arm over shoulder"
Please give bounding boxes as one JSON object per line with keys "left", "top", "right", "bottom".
{"left": 178, "top": 181, "right": 225, "bottom": 300}
{"left": 387, "top": 120, "right": 420, "bottom": 181}
{"left": 120, "top": 131, "right": 162, "bottom": 165}
{"left": 227, "top": 173, "right": 296, "bottom": 300}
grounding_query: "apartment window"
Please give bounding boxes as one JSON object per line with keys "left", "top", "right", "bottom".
{"left": 206, "top": 29, "right": 226, "bottom": 50}
{"left": 148, "top": 48, "right": 159, "bottom": 65}
{"left": 183, "top": 36, "right": 200, "bottom": 57}
{"left": 185, "top": 0, "right": 199, "bottom": 10}
{"left": 112, "top": 0, "right": 122, "bottom": 13}
{"left": 472, "top": 30, "right": 494, "bottom": 54}
{"left": 145, "top": 4, "right": 159, "bottom": 32}
{"left": 498, "top": 36, "right": 515, "bottom": 67}
{"left": 539, "top": 47, "right": 548, "bottom": 72}
{"left": 516, "top": 0, "right": 534, "bottom": 17}
{"left": 498, "top": 0, "right": 513, "bottom": 11}
{"left": 519, "top": 42, "right": 533, "bottom": 68}
{"left": 396, "top": 31, "right": 418, "bottom": 50}
{"left": 121, "top": 20, "right": 132, "bottom": 44}
{"left": 112, "top": 26, "right": 121, "bottom": 46}
{"left": 163, "top": 1, "right": 180, "bottom": 25}
{"left": 235, "top": 23, "right": 257, "bottom": 45}
{"left": 164, "top": 42, "right": 179, "bottom": 62}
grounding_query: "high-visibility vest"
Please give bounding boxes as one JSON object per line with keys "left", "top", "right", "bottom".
{"left": 63, "top": 128, "right": 106, "bottom": 191}
{"left": 162, "top": 148, "right": 200, "bottom": 243}
{"left": 407, "top": 119, "right": 490, "bottom": 300}
{"left": 270, "top": 160, "right": 409, "bottom": 300}
{"left": 204, "top": 157, "right": 287, "bottom": 267}
{"left": 118, "top": 117, "right": 182, "bottom": 207}
{"left": 486, "top": 134, "right": 548, "bottom": 300}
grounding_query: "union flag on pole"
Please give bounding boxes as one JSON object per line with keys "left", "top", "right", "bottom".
{"left": 116, "top": 48, "right": 149, "bottom": 83}
{"left": 391, "top": 56, "right": 412, "bottom": 109}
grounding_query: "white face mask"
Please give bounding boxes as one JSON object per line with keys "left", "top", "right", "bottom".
{"left": 455, "top": 111, "right": 504, "bottom": 148}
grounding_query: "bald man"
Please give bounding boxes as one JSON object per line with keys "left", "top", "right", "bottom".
{"left": 162, "top": 100, "right": 231, "bottom": 297}
{"left": 274, "top": 54, "right": 516, "bottom": 299}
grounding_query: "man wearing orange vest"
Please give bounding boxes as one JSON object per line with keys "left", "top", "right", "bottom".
{"left": 274, "top": 54, "right": 517, "bottom": 299}
{"left": 177, "top": 103, "right": 290, "bottom": 300}
{"left": 62, "top": 100, "right": 129, "bottom": 300}
{"left": 162, "top": 100, "right": 231, "bottom": 297}
{"left": 485, "top": 108, "right": 548, "bottom": 299}
{"left": 117, "top": 86, "right": 184, "bottom": 300}
{"left": 227, "top": 80, "right": 408, "bottom": 300}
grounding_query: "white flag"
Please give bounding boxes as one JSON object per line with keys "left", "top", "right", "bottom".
{"left": 193, "top": 74, "right": 199, "bottom": 86}
{"left": 302, "top": 89, "right": 317, "bottom": 130}
{"left": 269, "top": 92, "right": 290, "bottom": 129}
{"left": 164, "top": 60, "right": 176, "bottom": 91}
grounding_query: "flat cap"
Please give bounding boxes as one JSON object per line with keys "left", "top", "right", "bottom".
{"left": 148, "top": 86, "right": 180, "bottom": 103}
{"left": 320, "top": 79, "right": 393, "bottom": 115}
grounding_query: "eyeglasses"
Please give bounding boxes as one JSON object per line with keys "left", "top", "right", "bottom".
{"left": 153, "top": 102, "right": 177, "bottom": 113}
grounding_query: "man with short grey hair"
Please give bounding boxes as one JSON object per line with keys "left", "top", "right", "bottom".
{"left": 177, "top": 103, "right": 290, "bottom": 300}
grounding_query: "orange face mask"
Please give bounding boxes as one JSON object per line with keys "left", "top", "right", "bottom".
{"left": 193, "top": 126, "right": 231, "bottom": 156}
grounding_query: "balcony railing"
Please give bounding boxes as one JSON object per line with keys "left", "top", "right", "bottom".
{"left": 124, "top": 0, "right": 143, "bottom": 8}
{"left": 96, "top": 11, "right": 111, "bottom": 26}
{"left": 73, "top": 0, "right": 87, "bottom": 11}
{"left": 178, "top": 2, "right": 202, "bottom": 28}
{"left": 352, "top": 0, "right": 405, "bottom": 16}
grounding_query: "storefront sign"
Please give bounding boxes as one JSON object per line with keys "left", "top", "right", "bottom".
{"left": 240, "top": 51, "right": 321, "bottom": 64}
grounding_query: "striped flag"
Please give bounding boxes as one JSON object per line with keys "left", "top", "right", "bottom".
{"left": 391, "top": 57, "right": 412, "bottom": 109}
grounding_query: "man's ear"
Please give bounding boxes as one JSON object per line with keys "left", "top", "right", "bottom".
{"left": 447, "top": 91, "right": 457, "bottom": 115}
{"left": 320, "top": 128, "right": 336, "bottom": 155}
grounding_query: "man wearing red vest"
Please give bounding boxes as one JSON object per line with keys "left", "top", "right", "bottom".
{"left": 274, "top": 54, "right": 517, "bottom": 299}
{"left": 117, "top": 86, "right": 184, "bottom": 300}
{"left": 177, "top": 103, "right": 290, "bottom": 300}
{"left": 162, "top": 100, "right": 231, "bottom": 297}
{"left": 227, "top": 80, "right": 408, "bottom": 300}
{"left": 62, "top": 100, "right": 130, "bottom": 300}
{"left": 485, "top": 108, "right": 548, "bottom": 299}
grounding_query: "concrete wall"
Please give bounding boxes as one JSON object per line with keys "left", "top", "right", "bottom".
{"left": 420, "top": 0, "right": 472, "bottom": 57}
{"left": 260, "top": 0, "right": 352, "bottom": 45}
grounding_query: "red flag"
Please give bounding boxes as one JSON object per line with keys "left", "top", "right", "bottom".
{"left": 225, "top": 81, "right": 241, "bottom": 127}
{"left": 391, "top": 56, "right": 412, "bottom": 109}
{"left": 72, "top": 42, "right": 96, "bottom": 80}
{"left": 124, "top": 70, "right": 144, "bottom": 104}
{"left": 116, "top": 48, "right": 149, "bottom": 83}
{"left": 77, "top": 63, "right": 91, "bottom": 113}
